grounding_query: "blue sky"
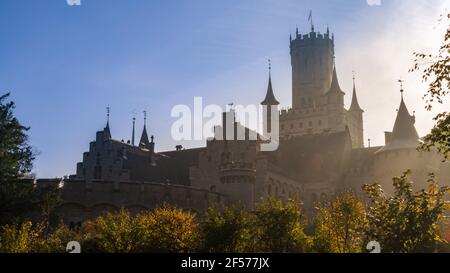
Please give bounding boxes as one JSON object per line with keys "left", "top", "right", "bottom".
{"left": 0, "top": 0, "right": 448, "bottom": 177}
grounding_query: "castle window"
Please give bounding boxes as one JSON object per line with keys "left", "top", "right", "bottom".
{"left": 318, "top": 120, "right": 322, "bottom": 126}
{"left": 308, "top": 121, "right": 312, "bottom": 127}
{"left": 299, "top": 122, "right": 303, "bottom": 129}
{"left": 290, "top": 124, "right": 294, "bottom": 129}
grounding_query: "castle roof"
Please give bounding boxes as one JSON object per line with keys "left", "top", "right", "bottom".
{"left": 349, "top": 79, "right": 363, "bottom": 112}
{"left": 103, "top": 122, "right": 111, "bottom": 140}
{"left": 140, "top": 125, "right": 150, "bottom": 147}
{"left": 376, "top": 94, "right": 420, "bottom": 153}
{"left": 261, "top": 74, "right": 280, "bottom": 105}
{"left": 327, "top": 65, "right": 345, "bottom": 95}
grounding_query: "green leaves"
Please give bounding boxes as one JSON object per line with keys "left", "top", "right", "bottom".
{"left": 313, "top": 192, "right": 367, "bottom": 253}
{"left": 0, "top": 93, "right": 38, "bottom": 224}
{"left": 363, "top": 171, "right": 449, "bottom": 253}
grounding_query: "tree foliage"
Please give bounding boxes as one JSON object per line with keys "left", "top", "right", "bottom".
{"left": 0, "top": 93, "right": 37, "bottom": 224}
{"left": 363, "top": 170, "right": 449, "bottom": 253}
{"left": 201, "top": 205, "right": 255, "bottom": 252}
{"left": 411, "top": 14, "right": 450, "bottom": 160}
{"left": 313, "top": 192, "right": 367, "bottom": 253}
{"left": 86, "top": 207, "right": 200, "bottom": 253}
{"left": 253, "top": 198, "right": 311, "bottom": 253}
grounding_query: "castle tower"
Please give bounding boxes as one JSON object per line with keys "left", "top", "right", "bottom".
{"left": 290, "top": 26, "right": 334, "bottom": 108}
{"left": 347, "top": 73, "right": 364, "bottom": 148}
{"left": 261, "top": 60, "right": 280, "bottom": 135}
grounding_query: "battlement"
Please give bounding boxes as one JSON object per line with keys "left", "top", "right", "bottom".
{"left": 290, "top": 30, "right": 334, "bottom": 49}
{"left": 280, "top": 106, "right": 328, "bottom": 119}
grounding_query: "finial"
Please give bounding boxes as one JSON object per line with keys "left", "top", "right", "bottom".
{"left": 308, "top": 10, "right": 314, "bottom": 32}
{"left": 352, "top": 70, "right": 356, "bottom": 87}
{"left": 296, "top": 26, "right": 299, "bottom": 37}
{"left": 268, "top": 59, "right": 271, "bottom": 76}
{"left": 106, "top": 105, "right": 110, "bottom": 124}
{"left": 143, "top": 110, "right": 147, "bottom": 125}
{"left": 327, "top": 24, "right": 330, "bottom": 35}
{"left": 151, "top": 135, "right": 154, "bottom": 143}
{"left": 398, "top": 79, "right": 404, "bottom": 98}
{"left": 289, "top": 33, "right": 292, "bottom": 42}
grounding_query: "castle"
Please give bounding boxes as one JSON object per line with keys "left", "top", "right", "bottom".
{"left": 38, "top": 25, "right": 450, "bottom": 225}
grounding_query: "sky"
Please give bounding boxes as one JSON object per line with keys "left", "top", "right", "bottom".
{"left": 0, "top": 0, "right": 449, "bottom": 178}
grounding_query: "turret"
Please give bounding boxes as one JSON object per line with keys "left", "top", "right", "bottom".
{"left": 140, "top": 111, "right": 150, "bottom": 148}
{"left": 377, "top": 83, "right": 420, "bottom": 153}
{"left": 347, "top": 72, "right": 364, "bottom": 148}
{"left": 261, "top": 60, "right": 280, "bottom": 137}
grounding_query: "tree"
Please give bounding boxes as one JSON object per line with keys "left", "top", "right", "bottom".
{"left": 363, "top": 170, "right": 449, "bottom": 253}
{"left": 411, "top": 14, "right": 450, "bottom": 160}
{"left": 0, "top": 221, "right": 42, "bottom": 253}
{"left": 201, "top": 205, "right": 255, "bottom": 253}
{"left": 89, "top": 208, "right": 144, "bottom": 253}
{"left": 0, "top": 93, "right": 36, "bottom": 224}
{"left": 313, "top": 192, "right": 367, "bottom": 253}
{"left": 253, "top": 198, "right": 311, "bottom": 253}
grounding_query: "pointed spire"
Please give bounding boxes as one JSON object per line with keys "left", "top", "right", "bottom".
{"left": 140, "top": 110, "right": 150, "bottom": 148}
{"left": 349, "top": 71, "right": 364, "bottom": 112}
{"left": 289, "top": 33, "right": 292, "bottom": 43}
{"left": 327, "top": 25, "right": 330, "bottom": 35}
{"left": 261, "top": 59, "right": 280, "bottom": 105}
{"left": 104, "top": 106, "right": 111, "bottom": 139}
{"left": 308, "top": 10, "right": 314, "bottom": 32}
{"left": 327, "top": 61, "right": 345, "bottom": 95}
